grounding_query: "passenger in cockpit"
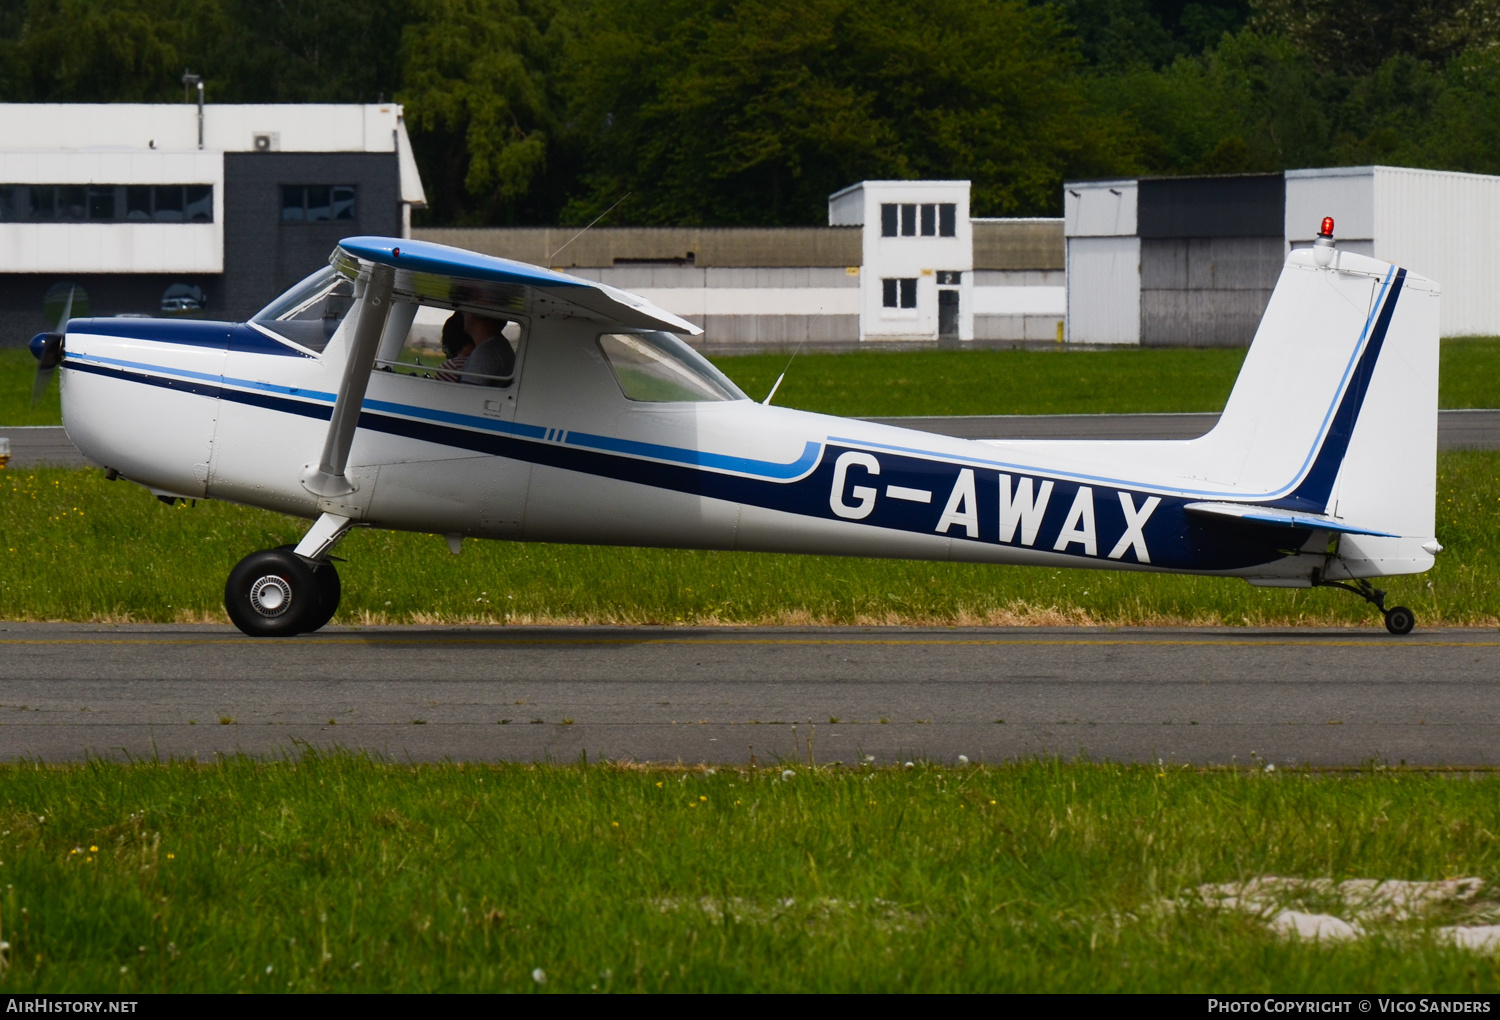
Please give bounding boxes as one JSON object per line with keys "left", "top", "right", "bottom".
{"left": 433, "top": 312, "right": 473, "bottom": 382}
{"left": 461, "top": 313, "right": 516, "bottom": 385}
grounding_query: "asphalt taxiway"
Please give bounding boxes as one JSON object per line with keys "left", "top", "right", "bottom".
{"left": 1, "top": 624, "right": 1495, "bottom": 766}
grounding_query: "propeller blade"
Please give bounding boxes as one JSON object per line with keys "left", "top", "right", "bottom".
{"left": 29, "top": 331, "right": 63, "bottom": 407}
{"left": 56, "top": 284, "right": 75, "bottom": 333}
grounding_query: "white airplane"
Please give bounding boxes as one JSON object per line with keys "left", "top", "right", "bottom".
{"left": 30, "top": 218, "right": 1441, "bottom": 637}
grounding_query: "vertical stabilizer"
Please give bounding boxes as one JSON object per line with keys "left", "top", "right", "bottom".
{"left": 1202, "top": 243, "right": 1440, "bottom": 578}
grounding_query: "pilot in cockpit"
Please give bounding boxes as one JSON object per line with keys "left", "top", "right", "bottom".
{"left": 433, "top": 312, "right": 473, "bottom": 382}
{"left": 460, "top": 312, "right": 516, "bottom": 385}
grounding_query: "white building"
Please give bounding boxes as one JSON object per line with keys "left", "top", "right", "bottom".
{"left": 1, "top": 102, "right": 426, "bottom": 336}
{"left": 1286, "top": 166, "right": 1500, "bottom": 337}
{"left": 828, "top": 180, "right": 974, "bottom": 340}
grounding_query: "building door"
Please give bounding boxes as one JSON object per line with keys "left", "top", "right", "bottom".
{"left": 938, "top": 289, "right": 959, "bottom": 337}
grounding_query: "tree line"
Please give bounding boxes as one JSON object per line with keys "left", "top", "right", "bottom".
{"left": 3, "top": 0, "right": 1499, "bottom": 226}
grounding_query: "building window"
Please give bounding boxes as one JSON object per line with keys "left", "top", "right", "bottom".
{"left": 0, "top": 184, "right": 213, "bottom": 223}
{"left": 939, "top": 203, "right": 956, "bottom": 236}
{"left": 882, "top": 278, "right": 917, "bottom": 309}
{"left": 282, "top": 185, "right": 357, "bottom": 222}
{"left": 878, "top": 202, "right": 957, "bottom": 238}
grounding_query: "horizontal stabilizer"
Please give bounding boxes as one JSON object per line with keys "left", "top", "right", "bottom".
{"left": 1183, "top": 502, "right": 1399, "bottom": 538}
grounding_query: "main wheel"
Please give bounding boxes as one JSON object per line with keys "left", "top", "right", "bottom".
{"left": 298, "top": 561, "right": 342, "bottom": 634}
{"left": 225, "top": 548, "right": 320, "bottom": 637}
{"left": 1384, "top": 606, "right": 1415, "bottom": 635}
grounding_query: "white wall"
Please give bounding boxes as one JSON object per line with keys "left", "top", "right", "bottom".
{"left": 0, "top": 149, "right": 222, "bottom": 272}
{"left": 1065, "top": 180, "right": 1137, "bottom": 237}
{"left": 0, "top": 103, "right": 406, "bottom": 154}
{"left": 1374, "top": 166, "right": 1500, "bottom": 336}
{"left": 1064, "top": 180, "right": 1140, "bottom": 344}
{"left": 1067, "top": 236, "right": 1140, "bottom": 344}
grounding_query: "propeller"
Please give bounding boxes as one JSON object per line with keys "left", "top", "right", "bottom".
{"left": 29, "top": 283, "right": 73, "bottom": 406}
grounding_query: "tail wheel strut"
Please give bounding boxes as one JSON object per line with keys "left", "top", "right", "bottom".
{"left": 1313, "top": 573, "right": 1415, "bottom": 635}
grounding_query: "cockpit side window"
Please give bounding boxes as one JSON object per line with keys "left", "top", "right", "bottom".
{"left": 374, "top": 303, "right": 522, "bottom": 388}
{"left": 598, "top": 332, "right": 747, "bottom": 402}
{"left": 251, "top": 266, "right": 355, "bottom": 353}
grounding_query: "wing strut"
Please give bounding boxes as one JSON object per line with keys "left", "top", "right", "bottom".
{"left": 301, "top": 262, "right": 395, "bottom": 498}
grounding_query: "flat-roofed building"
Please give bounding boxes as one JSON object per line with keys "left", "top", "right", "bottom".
{"left": 0, "top": 102, "right": 426, "bottom": 340}
{"left": 417, "top": 181, "right": 1064, "bottom": 348}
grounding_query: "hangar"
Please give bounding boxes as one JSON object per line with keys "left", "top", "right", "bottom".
{"left": 1065, "top": 166, "right": 1500, "bottom": 345}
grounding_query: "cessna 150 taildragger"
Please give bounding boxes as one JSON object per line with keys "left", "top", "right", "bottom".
{"left": 30, "top": 218, "right": 1441, "bottom": 636}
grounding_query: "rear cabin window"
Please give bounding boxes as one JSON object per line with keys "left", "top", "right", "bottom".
{"left": 598, "top": 332, "right": 746, "bottom": 402}
{"left": 251, "top": 266, "right": 355, "bottom": 352}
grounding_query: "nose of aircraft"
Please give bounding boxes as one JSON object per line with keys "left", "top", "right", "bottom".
{"left": 28, "top": 330, "right": 64, "bottom": 406}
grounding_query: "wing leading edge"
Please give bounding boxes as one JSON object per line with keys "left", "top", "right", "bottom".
{"left": 334, "top": 236, "right": 701, "bottom": 336}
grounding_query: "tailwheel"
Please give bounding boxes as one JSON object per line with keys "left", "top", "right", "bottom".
{"left": 225, "top": 548, "right": 326, "bottom": 637}
{"left": 1313, "top": 572, "right": 1415, "bottom": 636}
{"left": 1383, "top": 606, "right": 1415, "bottom": 636}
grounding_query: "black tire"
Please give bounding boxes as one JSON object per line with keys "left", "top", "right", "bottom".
{"left": 224, "top": 548, "right": 320, "bottom": 637}
{"left": 1384, "top": 606, "right": 1415, "bottom": 635}
{"left": 298, "top": 562, "right": 342, "bottom": 634}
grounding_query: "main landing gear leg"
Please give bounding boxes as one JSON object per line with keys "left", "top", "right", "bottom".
{"left": 1312, "top": 572, "right": 1415, "bottom": 635}
{"left": 224, "top": 513, "right": 351, "bottom": 637}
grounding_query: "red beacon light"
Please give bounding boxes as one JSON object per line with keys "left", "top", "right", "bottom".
{"left": 1313, "top": 215, "right": 1337, "bottom": 266}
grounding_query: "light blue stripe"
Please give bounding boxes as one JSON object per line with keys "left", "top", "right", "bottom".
{"left": 70, "top": 352, "right": 230, "bottom": 387}
{"left": 361, "top": 399, "right": 547, "bottom": 440}
{"left": 564, "top": 430, "right": 821, "bottom": 480}
{"left": 70, "top": 352, "right": 340, "bottom": 402}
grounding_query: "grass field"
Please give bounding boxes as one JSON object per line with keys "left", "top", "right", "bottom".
{"left": 0, "top": 755, "right": 1493, "bottom": 993}
{"left": 5, "top": 339, "right": 1499, "bottom": 425}
{"left": 0, "top": 349, "right": 62, "bottom": 427}
{"left": 2, "top": 451, "right": 1497, "bottom": 627}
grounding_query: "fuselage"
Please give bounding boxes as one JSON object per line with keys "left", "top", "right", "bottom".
{"left": 59, "top": 310, "right": 1330, "bottom": 583}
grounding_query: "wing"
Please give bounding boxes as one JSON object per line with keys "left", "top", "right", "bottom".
{"left": 333, "top": 236, "right": 701, "bottom": 336}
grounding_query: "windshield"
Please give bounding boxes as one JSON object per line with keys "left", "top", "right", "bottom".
{"left": 251, "top": 266, "right": 356, "bottom": 352}
{"left": 598, "top": 332, "right": 746, "bottom": 402}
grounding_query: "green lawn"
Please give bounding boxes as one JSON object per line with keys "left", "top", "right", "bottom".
{"left": 0, "top": 755, "right": 1495, "bottom": 993}
{"left": 0, "top": 348, "right": 62, "bottom": 426}
{"left": 710, "top": 339, "right": 1500, "bottom": 416}
{"left": 5, "top": 339, "right": 1498, "bottom": 426}
{"left": 3, "top": 452, "right": 1497, "bottom": 627}
{"left": 712, "top": 346, "right": 1251, "bottom": 416}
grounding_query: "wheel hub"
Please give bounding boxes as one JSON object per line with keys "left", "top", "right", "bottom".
{"left": 248, "top": 575, "right": 293, "bottom": 617}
